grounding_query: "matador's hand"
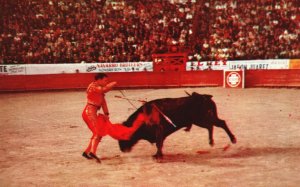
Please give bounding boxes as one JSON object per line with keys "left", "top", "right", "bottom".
{"left": 104, "top": 113, "right": 109, "bottom": 120}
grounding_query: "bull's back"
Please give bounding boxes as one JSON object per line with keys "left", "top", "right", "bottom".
{"left": 149, "top": 97, "right": 190, "bottom": 113}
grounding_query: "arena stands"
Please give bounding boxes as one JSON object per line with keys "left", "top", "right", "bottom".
{"left": 0, "top": 0, "right": 299, "bottom": 64}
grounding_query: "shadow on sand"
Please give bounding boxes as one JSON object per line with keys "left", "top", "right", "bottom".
{"left": 99, "top": 146, "right": 300, "bottom": 166}
{"left": 148, "top": 146, "right": 300, "bottom": 165}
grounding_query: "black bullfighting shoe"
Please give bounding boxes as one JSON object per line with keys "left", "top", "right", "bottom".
{"left": 89, "top": 152, "right": 101, "bottom": 163}
{"left": 82, "top": 152, "right": 92, "bottom": 159}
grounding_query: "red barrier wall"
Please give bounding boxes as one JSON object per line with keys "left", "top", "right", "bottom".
{"left": 245, "top": 69, "right": 300, "bottom": 87}
{"left": 1, "top": 70, "right": 300, "bottom": 91}
{"left": 0, "top": 71, "right": 223, "bottom": 91}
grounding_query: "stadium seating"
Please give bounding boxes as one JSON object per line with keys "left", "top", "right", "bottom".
{"left": 0, "top": 0, "right": 299, "bottom": 64}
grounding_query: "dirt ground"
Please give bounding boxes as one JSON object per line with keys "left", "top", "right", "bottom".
{"left": 0, "top": 87, "right": 300, "bottom": 187}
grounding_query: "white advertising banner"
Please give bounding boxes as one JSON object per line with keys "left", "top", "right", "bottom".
{"left": 85, "top": 62, "right": 153, "bottom": 73}
{"left": 0, "top": 65, "right": 26, "bottom": 75}
{"left": 186, "top": 59, "right": 290, "bottom": 71}
{"left": 186, "top": 61, "right": 228, "bottom": 71}
{"left": 1, "top": 59, "right": 290, "bottom": 76}
{"left": 228, "top": 59, "right": 289, "bottom": 70}
{"left": 25, "top": 64, "right": 87, "bottom": 75}
{"left": 1, "top": 62, "right": 153, "bottom": 75}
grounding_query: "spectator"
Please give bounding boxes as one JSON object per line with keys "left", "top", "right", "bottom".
{"left": 0, "top": 0, "right": 299, "bottom": 64}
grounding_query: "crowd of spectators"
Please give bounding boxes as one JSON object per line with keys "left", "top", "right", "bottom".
{"left": 0, "top": 0, "right": 299, "bottom": 64}
{"left": 191, "top": 0, "right": 299, "bottom": 61}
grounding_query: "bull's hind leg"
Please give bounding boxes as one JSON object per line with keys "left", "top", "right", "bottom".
{"left": 194, "top": 124, "right": 214, "bottom": 146}
{"left": 208, "top": 126, "right": 214, "bottom": 146}
{"left": 214, "top": 119, "right": 237, "bottom": 144}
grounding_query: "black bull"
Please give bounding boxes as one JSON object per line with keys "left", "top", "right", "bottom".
{"left": 118, "top": 92, "right": 237, "bottom": 159}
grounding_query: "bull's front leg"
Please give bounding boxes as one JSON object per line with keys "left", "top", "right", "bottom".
{"left": 154, "top": 140, "right": 164, "bottom": 159}
{"left": 153, "top": 125, "right": 164, "bottom": 159}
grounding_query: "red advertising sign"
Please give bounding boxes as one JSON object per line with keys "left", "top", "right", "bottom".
{"left": 224, "top": 70, "right": 245, "bottom": 88}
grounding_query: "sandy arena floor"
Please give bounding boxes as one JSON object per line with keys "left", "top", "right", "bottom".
{"left": 0, "top": 87, "right": 300, "bottom": 187}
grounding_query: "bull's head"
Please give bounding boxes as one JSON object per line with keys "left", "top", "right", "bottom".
{"left": 119, "top": 103, "right": 159, "bottom": 152}
{"left": 118, "top": 127, "right": 142, "bottom": 152}
{"left": 118, "top": 106, "right": 145, "bottom": 152}
{"left": 119, "top": 140, "right": 133, "bottom": 152}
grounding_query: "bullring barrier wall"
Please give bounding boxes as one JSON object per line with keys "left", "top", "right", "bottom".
{"left": 0, "top": 59, "right": 300, "bottom": 91}
{"left": 0, "top": 71, "right": 223, "bottom": 91}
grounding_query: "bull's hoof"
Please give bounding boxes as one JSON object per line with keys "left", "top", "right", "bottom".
{"left": 209, "top": 140, "right": 215, "bottom": 147}
{"left": 184, "top": 125, "right": 192, "bottom": 132}
{"left": 231, "top": 137, "right": 237, "bottom": 144}
{"left": 120, "top": 147, "right": 132, "bottom": 153}
{"left": 152, "top": 153, "right": 163, "bottom": 160}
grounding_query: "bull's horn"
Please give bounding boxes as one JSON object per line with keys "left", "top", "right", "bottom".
{"left": 184, "top": 90, "right": 191, "bottom": 96}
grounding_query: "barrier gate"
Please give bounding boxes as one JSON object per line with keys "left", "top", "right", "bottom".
{"left": 152, "top": 53, "right": 188, "bottom": 72}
